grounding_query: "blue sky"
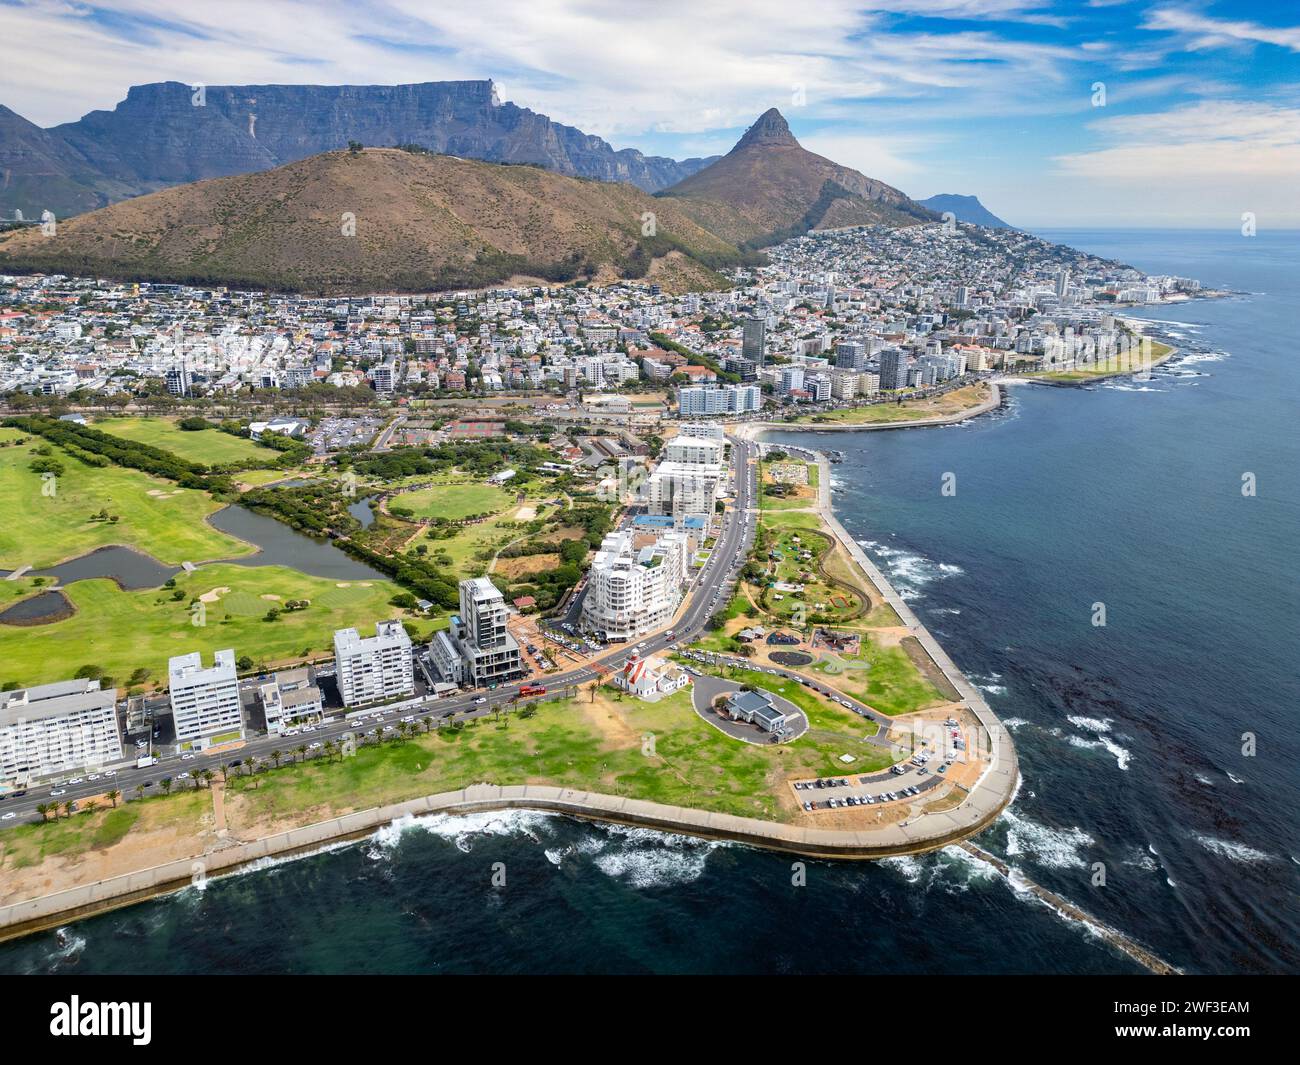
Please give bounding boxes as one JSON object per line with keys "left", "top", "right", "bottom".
{"left": 2, "top": 0, "right": 1299, "bottom": 226}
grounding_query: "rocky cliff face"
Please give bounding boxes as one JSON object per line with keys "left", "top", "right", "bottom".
{"left": 21, "top": 80, "right": 712, "bottom": 208}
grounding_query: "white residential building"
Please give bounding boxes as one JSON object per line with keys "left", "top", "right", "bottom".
{"left": 169, "top": 649, "right": 245, "bottom": 750}
{"left": 581, "top": 529, "right": 687, "bottom": 641}
{"left": 676, "top": 383, "right": 761, "bottom": 417}
{"left": 429, "top": 577, "right": 524, "bottom": 688}
{"left": 258, "top": 667, "right": 324, "bottom": 734}
{"left": 334, "top": 621, "right": 414, "bottom": 707}
{"left": 0, "top": 679, "right": 123, "bottom": 787}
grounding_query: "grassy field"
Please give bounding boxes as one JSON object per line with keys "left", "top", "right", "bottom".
{"left": 0, "top": 791, "right": 209, "bottom": 879}
{"left": 224, "top": 683, "right": 893, "bottom": 831}
{"left": 94, "top": 417, "right": 274, "bottom": 467}
{"left": 0, "top": 429, "right": 252, "bottom": 569}
{"left": 0, "top": 563, "right": 423, "bottom": 689}
{"left": 390, "top": 481, "right": 517, "bottom": 521}
{"left": 793, "top": 382, "right": 992, "bottom": 425}
{"left": 1030, "top": 340, "right": 1174, "bottom": 382}
{"left": 813, "top": 632, "right": 949, "bottom": 716}
{"left": 1, "top": 684, "right": 897, "bottom": 880}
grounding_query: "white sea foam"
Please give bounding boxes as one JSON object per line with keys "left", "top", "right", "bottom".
{"left": 1227, "top": 772, "right": 1244, "bottom": 784}
{"left": 857, "top": 539, "right": 963, "bottom": 599}
{"left": 1002, "top": 809, "right": 1095, "bottom": 869}
{"left": 1001, "top": 717, "right": 1030, "bottom": 730}
{"left": 372, "top": 808, "right": 557, "bottom": 854}
{"left": 1067, "top": 715, "right": 1112, "bottom": 733}
{"left": 586, "top": 824, "right": 725, "bottom": 888}
{"left": 1193, "top": 834, "right": 1275, "bottom": 864}
{"left": 881, "top": 854, "right": 925, "bottom": 883}
{"left": 1195, "top": 773, "right": 1214, "bottom": 787}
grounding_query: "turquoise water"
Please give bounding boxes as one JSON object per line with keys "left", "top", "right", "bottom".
{"left": 2, "top": 229, "right": 1295, "bottom": 974}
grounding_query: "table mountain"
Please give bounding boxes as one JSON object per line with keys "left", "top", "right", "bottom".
{"left": 1, "top": 81, "right": 717, "bottom": 219}
{"left": 0, "top": 147, "right": 746, "bottom": 294}
{"left": 657, "top": 108, "right": 934, "bottom": 247}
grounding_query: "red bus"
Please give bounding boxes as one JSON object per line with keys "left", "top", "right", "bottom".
{"left": 519, "top": 685, "right": 547, "bottom": 697}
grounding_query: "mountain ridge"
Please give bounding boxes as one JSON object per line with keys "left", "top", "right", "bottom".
{"left": 658, "top": 109, "right": 934, "bottom": 247}
{"left": 0, "top": 147, "right": 747, "bottom": 295}
{"left": 1, "top": 80, "right": 718, "bottom": 219}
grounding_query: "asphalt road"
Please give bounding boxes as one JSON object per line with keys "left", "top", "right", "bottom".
{"left": 0, "top": 434, "right": 760, "bottom": 827}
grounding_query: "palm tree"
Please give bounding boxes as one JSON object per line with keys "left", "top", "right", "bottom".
{"left": 220, "top": 762, "right": 232, "bottom": 782}
{"left": 134, "top": 784, "right": 145, "bottom": 801}
{"left": 160, "top": 777, "right": 173, "bottom": 794}
{"left": 271, "top": 749, "right": 282, "bottom": 768}
{"left": 35, "top": 802, "right": 50, "bottom": 822}
{"left": 201, "top": 770, "right": 214, "bottom": 789}
{"left": 106, "top": 789, "right": 121, "bottom": 808}
{"left": 296, "top": 744, "right": 308, "bottom": 763}
{"left": 61, "top": 800, "right": 74, "bottom": 819}
{"left": 323, "top": 740, "right": 337, "bottom": 763}
{"left": 82, "top": 799, "right": 99, "bottom": 815}
{"left": 420, "top": 716, "right": 432, "bottom": 734}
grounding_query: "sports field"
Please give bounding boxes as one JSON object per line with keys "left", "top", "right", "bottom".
{"left": 95, "top": 417, "right": 274, "bottom": 467}
{"left": 390, "top": 481, "right": 516, "bottom": 521}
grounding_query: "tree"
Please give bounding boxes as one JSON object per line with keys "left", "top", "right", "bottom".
{"left": 236, "top": 655, "right": 254, "bottom": 672}
{"left": 347, "top": 140, "right": 364, "bottom": 155}
{"left": 35, "top": 802, "right": 51, "bottom": 822}
{"left": 160, "top": 777, "right": 173, "bottom": 794}
{"left": 106, "top": 789, "right": 121, "bottom": 808}
{"left": 271, "top": 749, "right": 282, "bottom": 768}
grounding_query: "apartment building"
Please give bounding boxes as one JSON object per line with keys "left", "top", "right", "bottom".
{"left": 428, "top": 577, "right": 524, "bottom": 689}
{"left": 168, "top": 649, "right": 245, "bottom": 750}
{"left": 676, "top": 383, "right": 761, "bottom": 417}
{"left": 258, "top": 667, "right": 325, "bottom": 734}
{"left": 581, "top": 529, "right": 687, "bottom": 641}
{"left": 0, "top": 679, "right": 123, "bottom": 788}
{"left": 334, "top": 621, "right": 414, "bottom": 707}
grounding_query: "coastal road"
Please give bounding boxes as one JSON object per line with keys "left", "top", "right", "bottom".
{"left": 0, "top": 435, "right": 760, "bottom": 827}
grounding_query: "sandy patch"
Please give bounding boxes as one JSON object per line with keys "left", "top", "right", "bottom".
{"left": 335, "top": 582, "right": 352, "bottom": 588}
{"left": 582, "top": 690, "right": 642, "bottom": 748}
{"left": 198, "top": 586, "right": 230, "bottom": 603}
{"left": 260, "top": 594, "right": 281, "bottom": 601}
{"left": 514, "top": 505, "right": 537, "bottom": 521}
{"left": 496, "top": 553, "right": 560, "bottom": 579}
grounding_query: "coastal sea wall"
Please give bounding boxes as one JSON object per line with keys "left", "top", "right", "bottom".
{"left": 0, "top": 774, "right": 1018, "bottom": 944}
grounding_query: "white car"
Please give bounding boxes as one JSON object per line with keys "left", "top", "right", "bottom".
{"left": 50, "top": 789, "right": 66, "bottom": 797}
{"left": 177, "top": 772, "right": 191, "bottom": 780}
{"left": 181, "top": 754, "right": 195, "bottom": 761}
{"left": 1, "top": 812, "right": 15, "bottom": 820}
{"left": 473, "top": 696, "right": 487, "bottom": 705}
{"left": 68, "top": 777, "right": 84, "bottom": 785}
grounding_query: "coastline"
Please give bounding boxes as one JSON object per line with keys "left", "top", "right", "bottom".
{"left": 748, "top": 381, "right": 1004, "bottom": 432}
{"left": 0, "top": 401, "right": 1020, "bottom": 943}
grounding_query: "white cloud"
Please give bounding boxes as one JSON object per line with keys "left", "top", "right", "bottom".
{"left": 1143, "top": 7, "right": 1300, "bottom": 53}
{"left": 1048, "top": 100, "right": 1300, "bottom": 225}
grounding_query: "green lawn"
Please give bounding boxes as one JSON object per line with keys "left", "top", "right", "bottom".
{"left": 0, "top": 430, "right": 252, "bottom": 569}
{"left": 813, "top": 632, "right": 949, "bottom": 716}
{"left": 225, "top": 684, "right": 893, "bottom": 828}
{"left": 0, "top": 563, "right": 417, "bottom": 689}
{"left": 390, "top": 481, "right": 517, "bottom": 521}
{"left": 793, "top": 383, "right": 992, "bottom": 425}
{"left": 0, "top": 791, "right": 208, "bottom": 872}
{"left": 95, "top": 417, "right": 274, "bottom": 467}
{"left": 1031, "top": 340, "right": 1175, "bottom": 382}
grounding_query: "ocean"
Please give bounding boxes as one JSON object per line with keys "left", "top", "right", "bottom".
{"left": 3, "top": 229, "right": 1296, "bottom": 975}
